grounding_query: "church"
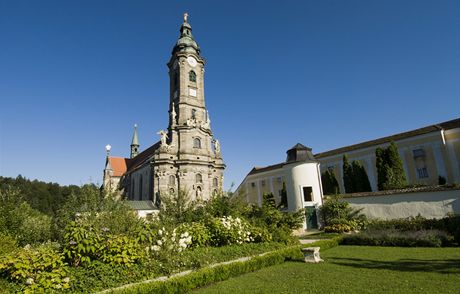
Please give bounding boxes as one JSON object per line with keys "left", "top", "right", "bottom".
{"left": 103, "top": 14, "right": 225, "bottom": 206}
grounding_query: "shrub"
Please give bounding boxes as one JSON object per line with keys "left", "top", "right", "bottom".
{"left": 341, "top": 229, "right": 453, "bottom": 247}
{"left": 207, "top": 216, "right": 254, "bottom": 246}
{"left": 63, "top": 216, "right": 148, "bottom": 267}
{"left": 176, "top": 222, "right": 211, "bottom": 248}
{"left": 320, "top": 196, "right": 366, "bottom": 231}
{"left": 0, "top": 243, "right": 70, "bottom": 292}
{"left": 0, "top": 233, "right": 17, "bottom": 256}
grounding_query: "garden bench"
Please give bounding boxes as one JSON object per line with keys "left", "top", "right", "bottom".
{"left": 301, "top": 247, "right": 323, "bottom": 263}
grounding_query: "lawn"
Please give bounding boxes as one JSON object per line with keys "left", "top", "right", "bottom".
{"left": 195, "top": 246, "right": 460, "bottom": 294}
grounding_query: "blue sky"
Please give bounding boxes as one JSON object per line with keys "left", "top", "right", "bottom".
{"left": 1, "top": 0, "right": 459, "bottom": 189}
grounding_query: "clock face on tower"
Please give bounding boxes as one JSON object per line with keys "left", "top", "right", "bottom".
{"left": 187, "top": 56, "right": 197, "bottom": 67}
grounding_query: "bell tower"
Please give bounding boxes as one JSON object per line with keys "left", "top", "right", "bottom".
{"left": 152, "top": 13, "right": 225, "bottom": 201}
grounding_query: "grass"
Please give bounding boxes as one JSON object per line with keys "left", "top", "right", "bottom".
{"left": 195, "top": 246, "right": 460, "bottom": 294}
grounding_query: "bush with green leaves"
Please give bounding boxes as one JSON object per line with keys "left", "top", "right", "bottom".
{"left": 341, "top": 229, "right": 453, "bottom": 247}
{"left": 176, "top": 222, "right": 211, "bottom": 248}
{"left": 207, "top": 216, "right": 254, "bottom": 246}
{"left": 0, "top": 186, "right": 52, "bottom": 246}
{"left": 63, "top": 213, "right": 150, "bottom": 267}
{"left": 320, "top": 196, "right": 366, "bottom": 233}
{"left": 0, "top": 243, "right": 70, "bottom": 292}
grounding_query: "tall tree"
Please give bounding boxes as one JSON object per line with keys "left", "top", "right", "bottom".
{"left": 342, "top": 155, "right": 354, "bottom": 193}
{"left": 375, "top": 142, "right": 407, "bottom": 190}
{"left": 386, "top": 142, "right": 407, "bottom": 189}
{"left": 321, "top": 169, "right": 340, "bottom": 195}
{"left": 351, "top": 161, "right": 372, "bottom": 192}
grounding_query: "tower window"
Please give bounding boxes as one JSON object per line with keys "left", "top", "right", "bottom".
{"left": 191, "top": 109, "right": 196, "bottom": 119}
{"left": 303, "top": 186, "right": 313, "bottom": 202}
{"left": 169, "top": 175, "right": 175, "bottom": 186}
{"left": 193, "top": 137, "right": 201, "bottom": 148}
{"left": 196, "top": 173, "right": 203, "bottom": 183}
{"left": 189, "top": 70, "right": 196, "bottom": 82}
{"left": 213, "top": 178, "right": 218, "bottom": 187}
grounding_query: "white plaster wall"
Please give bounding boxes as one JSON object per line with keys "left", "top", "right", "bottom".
{"left": 283, "top": 162, "right": 323, "bottom": 212}
{"left": 342, "top": 189, "right": 460, "bottom": 220}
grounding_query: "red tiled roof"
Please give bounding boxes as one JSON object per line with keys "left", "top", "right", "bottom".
{"left": 108, "top": 157, "right": 128, "bottom": 177}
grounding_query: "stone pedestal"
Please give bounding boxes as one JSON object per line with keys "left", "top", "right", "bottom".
{"left": 301, "top": 247, "right": 323, "bottom": 263}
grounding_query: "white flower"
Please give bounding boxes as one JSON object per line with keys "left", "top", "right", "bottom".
{"left": 56, "top": 284, "right": 62, "bottom": 289}
{"left": 152, "top": 245, "right": 160, "bottom": 251}
{"left": 157, "top": 240, "right": 163, "bottom": 246}
{"left": 26, "top": 278, "right": 34, "bottom": 285}
{"left": 63, "top": 277, "right": 70, "bottom": 284}
{"left": 158, "top": 229, "right": 163, "bottom": 236}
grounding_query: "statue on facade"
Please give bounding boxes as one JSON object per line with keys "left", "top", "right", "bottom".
{"left": 157, "top": 130, "right": 169, "bottom": 146}
{"left": 213, "top": 139, "right": 220, "bottom": 154}
{"left": 201, "top": 110, "right": 211, "bottom": 129}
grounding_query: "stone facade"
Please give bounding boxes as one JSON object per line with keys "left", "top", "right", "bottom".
{"left": 103, "top": 15, "right": 225, "bottom": 204}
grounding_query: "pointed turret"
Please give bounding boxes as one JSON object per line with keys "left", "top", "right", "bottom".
{"left": 172, "top": 13, "right": 200, "bottom": 55}
{"left": 130, "top": 124, "right": 139, "bottom": 158}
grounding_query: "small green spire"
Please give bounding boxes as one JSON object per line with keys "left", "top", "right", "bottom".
{"left": 130, "top": 124, "right": 139, "bottom": 158}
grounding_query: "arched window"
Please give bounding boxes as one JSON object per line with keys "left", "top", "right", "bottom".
{"left": 191, "top": 109, "right": 196, "bottom": 119}
{"left": 189, "top": 70, "right": 196, "bottom": 82}
{"left": 169, "top": 175, "right": 175, "bottom": 186}
{"left": 193, "top": 137, "right": 201, "bottom": 149}
{"left": 213, "top": 178, "right": 218, "bottom": 187}
{"left": 196, "top": 173, "right": 203, "bottom": 183}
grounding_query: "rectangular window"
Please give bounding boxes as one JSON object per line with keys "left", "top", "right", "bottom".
{"left": 251, "top": 182, "right": 255, "bottom": 188}
{"left": 261, "top": 180, "right": 266, "bottom": 186}
{"left": 413, "top": 148, "right": 426, "bottom": 159}
{"left": 417, "top": 167, "right": 429, "bottom": 179}
{"left": 302, "top": 186, "right": 313, "bottom": 202}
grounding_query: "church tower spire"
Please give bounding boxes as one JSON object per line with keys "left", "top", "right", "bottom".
{"left": 130, "top": 124, "right": 139, "bottom": 158}
{"left": 151, "top": 13, "right": 225, "bottom": 201}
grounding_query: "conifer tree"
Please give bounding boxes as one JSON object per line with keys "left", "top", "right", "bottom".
{"left": 351, "top": 160, "right": 372, "bottom": 192}
{"left": 375, "top": 142, "right": 407, "bottom": 190}
{"left": 321, "top": 169, "right": 340, "bottom": 195}
{"left": 342, "top": 155, "right": 354, "bottom": 193}
{"left": 386, "top": 142, "right": 407, "bottom": 189}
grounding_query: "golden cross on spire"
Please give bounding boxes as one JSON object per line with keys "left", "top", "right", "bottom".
{"left": 184, "top": 12, "right": 189, "bottom": 22}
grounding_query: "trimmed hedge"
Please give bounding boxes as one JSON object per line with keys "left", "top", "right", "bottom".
{"left": 341, "top": 229, "right": 453, "bottom": 247}
{"left": 106, "top": 238, "right": 341, "bottom": 293}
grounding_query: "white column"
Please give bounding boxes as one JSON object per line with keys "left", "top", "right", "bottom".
{"left": 432, "top": 143, "right": 447, "bottom": 179}
{"left": 399, "top": 147, "right": 410, "bottom": 183}
{"left": 447, "top": 143, "right": 460, "bottom": 183}
{"left": 337, "top": 159, "right": 345, "bottom": 194}
{"left": 269, "top": 177, "right": 275, "bottom": 194}
{"left": 257, "top": 180, "right": 262, "bottom": 207}
{"left": 245, "top": 182, "right": 250, "bottom": 203}
{"left": 364, "top": 156, "right": 377, "bottom": 191}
